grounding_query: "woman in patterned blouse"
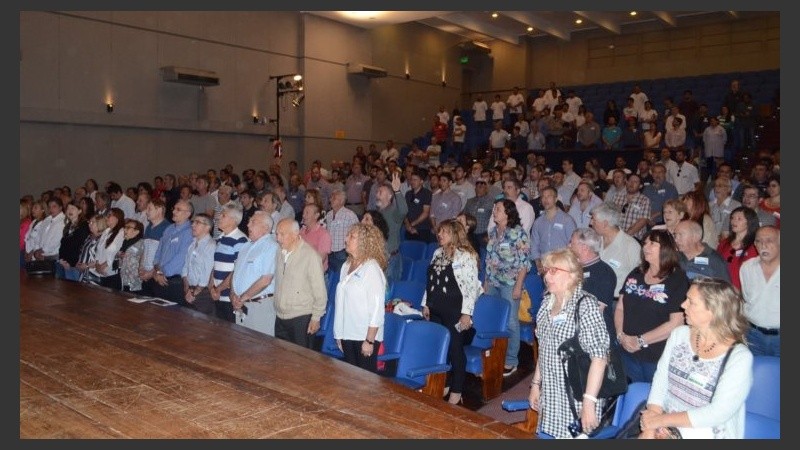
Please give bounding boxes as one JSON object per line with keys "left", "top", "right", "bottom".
{"left": 483, "top": 199, "right": 531, "bottom": 376}
{"left": 421, "top": 219, "right": 482, "bottom": 405}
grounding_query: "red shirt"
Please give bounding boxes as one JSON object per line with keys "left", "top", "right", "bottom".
{"left": 716, "top": 239, "right": 758, "bottom": 290}
{"left": 433, "top": 122, "right": 448, "bottom": 143}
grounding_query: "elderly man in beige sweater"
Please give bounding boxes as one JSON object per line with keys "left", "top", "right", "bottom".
{"left": 273, "top": 218, "right": 328, "bottom": 348}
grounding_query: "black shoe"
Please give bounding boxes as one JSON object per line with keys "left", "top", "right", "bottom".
{"left": 503, "top": 365, "right": 518, "bottom": 377}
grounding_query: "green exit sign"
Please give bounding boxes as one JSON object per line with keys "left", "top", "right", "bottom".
{"left": 460, "top": 56, "right": 469, "bottom": 64}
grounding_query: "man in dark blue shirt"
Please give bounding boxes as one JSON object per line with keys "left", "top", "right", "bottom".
{"left": 568, "top": 227, "right": 617, "bottom": 342}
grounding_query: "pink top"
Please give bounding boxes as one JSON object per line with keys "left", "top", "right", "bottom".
{"left": 20, "top": 218, "right": 31, "bottom": 251}
{"left": 300, "top": 225, "right": 332, "bottom": 271}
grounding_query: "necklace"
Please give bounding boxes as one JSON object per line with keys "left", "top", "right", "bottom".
{"left": 693, "top": 332, "right": 717, "bottom": 361}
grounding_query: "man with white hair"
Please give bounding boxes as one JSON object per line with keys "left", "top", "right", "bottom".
{"left": 740, "top": 226, "right": 780, "bottom": 356}
{"left": 673, "top": 219, "right": 730, "bottom": 282}
{"left": 591, "top": 203, "right": 642, "bottom": 296}
{"left": 229, "top": 211, "right": 279, "bottom": 336}
{"left": 209, "top": 203, "right": 249, "bottom": 323}
{"left": 273, "top": 218, "right": 327, "bottom": 349}
{"left": 569, "top": 227, "right": 617, "bottom": 339}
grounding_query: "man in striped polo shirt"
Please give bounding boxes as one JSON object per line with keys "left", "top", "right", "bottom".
{"left": 209, "top": 203, "right": 249, "bottom": 322}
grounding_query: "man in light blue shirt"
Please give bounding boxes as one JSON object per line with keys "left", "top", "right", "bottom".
{"left": 530, "top": 186, "right": 577, "bottom": 274}
{"left": 148, "top": 199, "right": 194, "bottom": 306}
{"left": 230, "top": 211, "right": 279, "bottom": 337}
{"left": 181, "top": 213, "right": 217, "bottom": 315}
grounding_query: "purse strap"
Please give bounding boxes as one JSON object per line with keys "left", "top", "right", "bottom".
{"left": 710, "top": 344, "right": 736, "bottom": 401}
{"left": 561, "top": 294, "right": 589, "bottom": 428}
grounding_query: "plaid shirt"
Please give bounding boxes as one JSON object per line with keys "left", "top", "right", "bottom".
{"left": 612, "top": 192, "right": 651, "bottom": 240}
{"left": 325, "top": 206, "right": 359, "bottom": 252}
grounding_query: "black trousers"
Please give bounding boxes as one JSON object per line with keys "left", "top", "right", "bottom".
{"left": 147, "top": 276, "right": 187, "bottom": 306}
{"left": 275, "top": 314, "right": 314, "bottom": 348}
{"left": 341, "top": 339, "right": 380, "bottom": 373}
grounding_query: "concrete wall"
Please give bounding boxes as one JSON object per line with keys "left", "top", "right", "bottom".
{"left": 19, "top": 11, "right": 780, "bottom": 197}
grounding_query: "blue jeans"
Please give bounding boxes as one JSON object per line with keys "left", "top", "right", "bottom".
{"left": 747, "top": 328, "right": 780, "bottom": 357}
{"left": 486, "top": 283, "right": 520, "bottom": 368}
{"left": 621, "top": 351, "right": 658, "bottom": 383}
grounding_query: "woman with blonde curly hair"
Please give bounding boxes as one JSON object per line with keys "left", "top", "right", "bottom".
{"left": 333, "top": 223, "right": 387, "bottom": 373}
{"left": 421, "top": 219, "right": 481, "bottom": 404}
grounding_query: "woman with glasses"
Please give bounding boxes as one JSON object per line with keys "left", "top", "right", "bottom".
{"left": 615, "top": 229, "right": 689, "bottom": 383}
{"left": 528, "top": 248, "right": 609, "bottom": 438}
{"left": 119, "top": 219, "right": 145, "bottom": 293}
{"left": 716, "top": 207, "right": 759, "bottom": 291}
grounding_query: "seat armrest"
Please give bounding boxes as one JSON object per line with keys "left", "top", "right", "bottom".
{"left": 406, "top": 364, "right": 451, "bottom": 378}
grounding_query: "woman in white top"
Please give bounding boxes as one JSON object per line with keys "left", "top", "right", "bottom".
{"left": 640, "top": 277, "right": 752, "bottom": 439}
{"left": 333, "top": 223, "right": 387, "bottom": 373}
{"left": 24, "top": 200, "right": 47, "bottom": 263}
{"left": 90, "top": 208, "right": 125, "bottom": 289}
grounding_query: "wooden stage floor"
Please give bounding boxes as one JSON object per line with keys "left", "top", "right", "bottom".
{"left": 19, "top": 274, "right": 531, "bottom": 439}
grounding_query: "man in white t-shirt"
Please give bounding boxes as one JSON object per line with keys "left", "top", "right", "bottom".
{"left": 490, "top": 94, "right": 506, "bottom": 122}
{"left": 472, "top": 94, "right": 488, "bottom": 127}
{"left": 666, "top": 148, "right": 700, "bottom": 195}
{"left": 436, "top": 105, "right": 450, "bottom": 125}
{"left": 565, "top": 90, "right": 583, "bottom": 117}
{"left": 629, "top": 84, "right": 649, "bottom": 118}
{"left": 506, "top": 86, "right": 525, "bottom": 126}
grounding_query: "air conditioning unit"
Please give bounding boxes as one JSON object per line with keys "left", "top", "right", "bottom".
{"left": 347, "top": 63, "right": 388, "bottom": 78}
{"left": 160, "top": 66, "right": 220, "bottom": 87}
{"left": 459, "top": 41, "right": 492, "bottom": 55}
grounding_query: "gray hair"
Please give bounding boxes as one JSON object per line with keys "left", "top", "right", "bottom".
{"left": 591, "top": 203, "right": 621, "bottom": 229}
{"left": 572, "top": 227, "right": 603, "bottom": 254}
{"left": 222, "top": 202, "right": 243, "bottom": 226}
{"left": 252, "top": 210, "right": 274, "bottom": 232}
{"left": 278, "top": 217, "right": 301, "bottom": 234}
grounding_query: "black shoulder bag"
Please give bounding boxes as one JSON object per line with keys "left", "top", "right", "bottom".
{"left": 558, "top": 295, "right": 628, "bottom": 400}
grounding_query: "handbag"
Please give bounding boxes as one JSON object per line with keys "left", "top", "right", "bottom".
{"left": 558, "top": 295, "right": 628, "bottom": 400}
{"left": 25, "top": 259, "right": 55, "bottom": 276}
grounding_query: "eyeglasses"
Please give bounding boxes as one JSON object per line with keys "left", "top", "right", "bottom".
{"left": 542, "top": 266, "right": 570, "bottom": 276}
{"left": 192, "top": 220, "right": 211, "bottom": 226}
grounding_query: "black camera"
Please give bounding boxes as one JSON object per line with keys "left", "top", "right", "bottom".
{"left": 568, "top": 420, "right": 583, "bottom": 437}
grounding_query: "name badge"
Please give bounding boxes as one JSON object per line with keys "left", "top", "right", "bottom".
{"left": 773, "top": 211, "right": 781, "bottom": 218}
{"left": 583, "top": 271, "right": 590, "bottom": 278}
{"left": 650, "top": 284, "right": 665, "bottom": 293}
{"left": 553, "top": 223, "right": 564, "bottom": 229}
{"left": 657, "top": 189, "right": 666, "bottom": 194}
{"left": 442, "top": 202, "right": 449, "bottom": 208}
{"left": 477, "top": 208, "right": 485, "bottom": 213}
{"left": 356, "top": 181, "right": 362, "bottom": 186}
{"left": 452, "top": 262, "right": 462, "bottom": 270}
{"left": 171, "top": 237, "right": 179, "bottom": 243}
{"left": 414, "top": 198, "right": 420, "bottom": 204}
{"left": 499, "top": 242, "right": 511, "bottom": 249}
{"left": 608, "top": 259, "right": 621, "bottom": 269}
{"left": 694, "top": 256, "right": 709, "bottom": 265}
{"left": 687, "top": 371, "right": 711, "bottom": 388}
{"left": 551, "top": 312, "right": 567, "bottom": 326}
{"left": 129, "top": 247, "right": 139, "bottom": 254}
{"left": 735, "top": 249, "right": 744, "bottom": 257}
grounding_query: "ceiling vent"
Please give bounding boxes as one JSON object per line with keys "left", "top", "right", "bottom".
{"left": 161, "top": 66, "right": 220, "bottom": 86}
{"left": 459, "top": 41, "right": 491, "bottom": 55}
{"left": 347, "top": 63, "right": 388, "bottom": 78}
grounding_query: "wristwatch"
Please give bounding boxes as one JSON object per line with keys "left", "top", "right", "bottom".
{"left": 637, "top": 335, "right": 649, "bottom": 349}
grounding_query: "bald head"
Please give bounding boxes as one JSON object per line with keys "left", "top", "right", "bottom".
{"left": 275, "top": 218, "right": 301, "bottom": 250}
{"left": 673, "top": 220, "right": 703, "bottom": 254}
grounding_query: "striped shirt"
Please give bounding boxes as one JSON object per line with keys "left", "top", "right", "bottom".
{"left": 212, "top": 228, "right": 249, "bottom": 302}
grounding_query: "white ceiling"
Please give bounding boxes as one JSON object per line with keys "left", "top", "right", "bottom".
{"left": 306, "top": 11, "right": 777, "bottom": 44}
